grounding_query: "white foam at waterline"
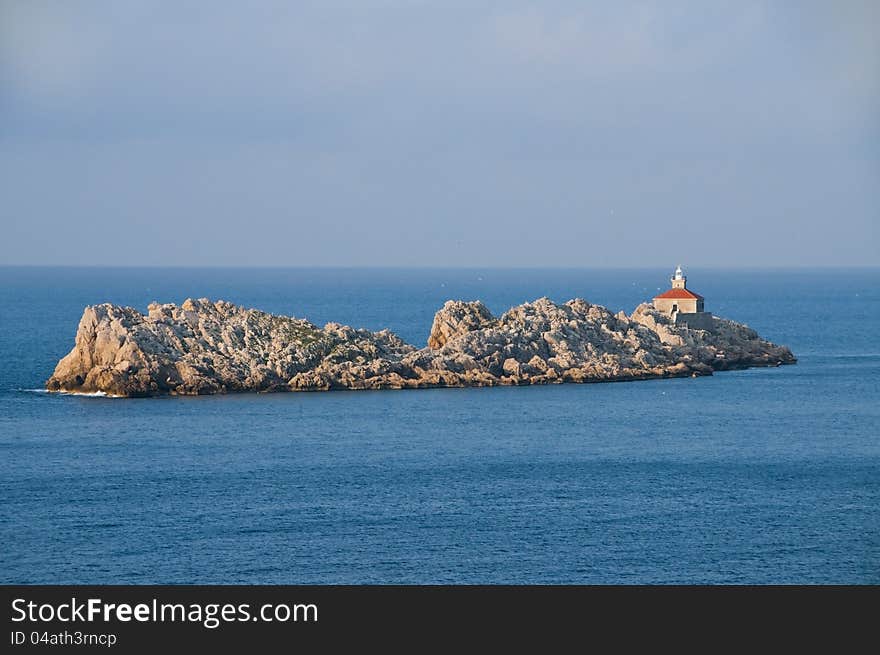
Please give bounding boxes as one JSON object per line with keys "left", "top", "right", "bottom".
{"left": 23, "top": 388, "right": 124, "bottom": 398}
{"left": 59, "top": 390, "right": 110, "bottom": 397}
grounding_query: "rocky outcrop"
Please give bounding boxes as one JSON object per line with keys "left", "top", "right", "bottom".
{"left": 46, "top": 296, "right": 796, "bottom": 397}
{"left": 427, "top": 300, "right": 496, "bottom": 349}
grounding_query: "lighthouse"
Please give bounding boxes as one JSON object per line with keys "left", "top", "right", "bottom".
{"left": 652, "top": 265, "right": 713, "bottom": 328}
{"left": 671, "top": 265, "right": 687, "bottom": 290}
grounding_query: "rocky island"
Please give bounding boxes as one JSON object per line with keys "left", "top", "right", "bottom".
{"left": 46, "top": 296, "right": 796, "bottom": 397}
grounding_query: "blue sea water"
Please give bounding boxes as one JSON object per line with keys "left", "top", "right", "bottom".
{"left": 0, "top": 267, "right": 878, "bottom": 584}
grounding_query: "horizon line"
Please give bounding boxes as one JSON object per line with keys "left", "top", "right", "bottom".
{"left": 1, "top": 264, "right": 879, "bottom": 272}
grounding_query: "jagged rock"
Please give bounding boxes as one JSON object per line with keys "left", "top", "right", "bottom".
{"left": 427, "top": 300, "right": 496, "bottom": 349}
{"left": 46, "top": 296, "right": 796, "bottom": 397}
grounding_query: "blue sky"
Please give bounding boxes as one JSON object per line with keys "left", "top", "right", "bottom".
{"left": 1, "top": 1, "right": 877, "bottom": 267}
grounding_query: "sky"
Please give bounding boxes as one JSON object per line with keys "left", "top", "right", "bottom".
{"left": 1, "top": 0, "right": 878, "bottom": 267}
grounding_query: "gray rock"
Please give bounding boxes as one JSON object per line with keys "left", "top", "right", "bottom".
{"left": 427, "top": 300, "right": 496, "bottom": 349}
{"left": 46, "top": 296, "right": 796, "bottom": 397}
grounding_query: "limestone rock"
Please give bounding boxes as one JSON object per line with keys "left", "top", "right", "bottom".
{"left": 46, "top": 296, "right": 796, "bottom": 397}
{"left": 427, "top": 300, "right": 496, "bottom": 349}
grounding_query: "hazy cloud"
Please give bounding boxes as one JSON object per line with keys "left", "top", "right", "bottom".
{"left": 1, "top": 1, "right": 877, "bottom": 266}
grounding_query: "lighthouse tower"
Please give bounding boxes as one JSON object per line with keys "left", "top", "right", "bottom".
{"left": 652, "top": 265, "right": 712, "bottom": 328}
{"left": 671, "top": 265, "right": 686, "bottom": 290}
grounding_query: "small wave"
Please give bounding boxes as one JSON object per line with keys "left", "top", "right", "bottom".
{"left": 59, "top": 390, "right": 112, "bottom": 397}
{"left": 58, "top": 389, "right": 126, "bottom": 398}
{"left": 20, "top": 388, "right": 122, "bottom": 398}
{"left": 794, "top": 353, "right": 880, "bottom": 360}
{"left": 806, "top": 353, "right": 880, "bottom": 361}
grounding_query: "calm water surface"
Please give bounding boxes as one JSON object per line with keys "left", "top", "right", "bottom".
{"left": 1, "top": 267, "right": 877, "bottom": 583}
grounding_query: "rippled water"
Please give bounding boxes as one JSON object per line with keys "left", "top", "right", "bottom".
{"left": 1, "top": 267, "right": 878, "bottom": 583}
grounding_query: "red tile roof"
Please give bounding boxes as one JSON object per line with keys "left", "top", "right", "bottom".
{"left": 654, "top": 288, "right": 704, "bottom": 300}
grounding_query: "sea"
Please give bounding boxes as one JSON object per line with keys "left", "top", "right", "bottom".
{"left": 0, "top": 267, "right": 877, "bottom": 584}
